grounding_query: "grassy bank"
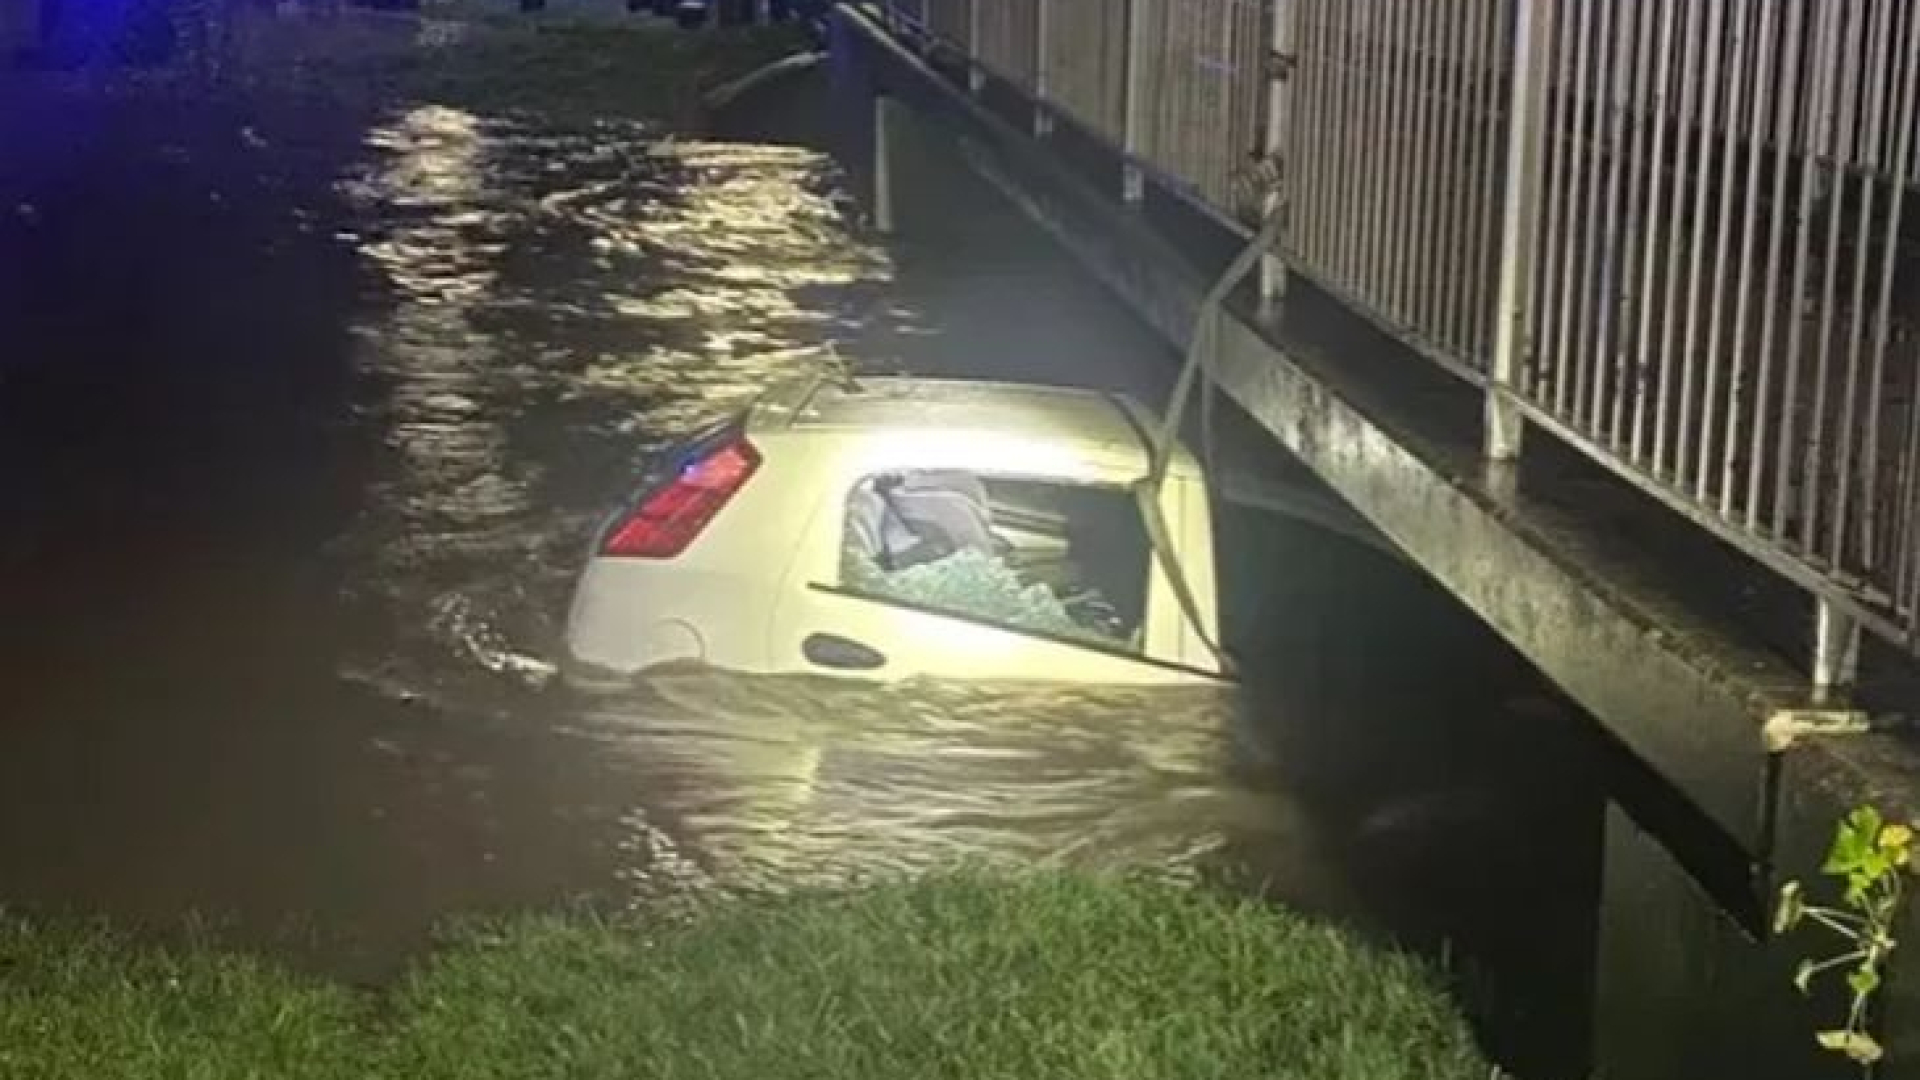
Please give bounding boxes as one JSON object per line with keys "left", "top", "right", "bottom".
{"left": 0, "top": 870, "right": 1490, "bottom": 1079}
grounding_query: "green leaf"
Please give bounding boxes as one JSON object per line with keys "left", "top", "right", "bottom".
{"left": 1827, "top": 808, "right": 1884, "bottom": 876}
{"left": 1852, "top": 806, "right": 1886, "bottom": 838}
{"left": 1864, "top": 850, "right": 1892, "bottom": 881}
{"left": 1847, "top": 963, "right": 1881, "bottom": 998}
{"left": 1795, "top": 959, "right": 1818, "bottom": 995}
{"left": 1817, "top": 1030, "right": 1885, "bottom": 1065}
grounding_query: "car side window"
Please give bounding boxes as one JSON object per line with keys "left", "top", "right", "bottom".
{"left": 838, "top": 470, "right": 1152, "bottom": 652}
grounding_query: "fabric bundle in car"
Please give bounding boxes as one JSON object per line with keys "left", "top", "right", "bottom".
{"left": 848, "top": 471, "right": 998, "bottom": 572}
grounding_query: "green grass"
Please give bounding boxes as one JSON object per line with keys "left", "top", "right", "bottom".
{"left": 0, "top": 870, "right": 1491, "bottom": 1080}
{"left": 0, "top": 916, "right": 365, "bottom": 1080}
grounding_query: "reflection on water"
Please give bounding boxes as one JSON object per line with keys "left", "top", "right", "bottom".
{"left": 563, "top": 672, "right": 1324, "bottom": 912}
{"left": 334, "top": 106, "right": 891, "bottom": 698}
{"left": 0, "top": 77, "right": 1595, "bottom": 1076}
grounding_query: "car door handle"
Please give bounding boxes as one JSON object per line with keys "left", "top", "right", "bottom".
{"left": 803, "top": 632, "right": 886, "bottom": 671}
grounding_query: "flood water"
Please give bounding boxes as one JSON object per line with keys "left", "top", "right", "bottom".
{"left": 1, "top": 44, "right": 1598, "bottom": 1077}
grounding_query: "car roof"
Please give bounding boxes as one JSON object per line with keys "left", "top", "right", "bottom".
{"left": 748, "top": 375, "right": 1199, "bottom": 477}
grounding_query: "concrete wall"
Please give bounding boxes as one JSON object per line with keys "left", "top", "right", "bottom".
{"left": 828, "top": 8, "right": 1920, "bottom": 1079}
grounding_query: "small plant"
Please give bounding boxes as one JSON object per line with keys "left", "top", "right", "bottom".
{"left": 1775, "top": 805, "right": 1913, "bottom": 1068}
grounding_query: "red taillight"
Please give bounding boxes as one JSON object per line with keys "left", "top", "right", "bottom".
{"left": 601, "top": 437, "right": 761, "bottom": 558}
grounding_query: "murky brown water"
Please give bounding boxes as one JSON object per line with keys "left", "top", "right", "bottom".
{"left": 0, "top": 60, "right": 1598, "bottom": 1074}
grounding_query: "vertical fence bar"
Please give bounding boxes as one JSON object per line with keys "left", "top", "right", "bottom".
{"left": 1830, "top": 0, "right": 1897, "bottom": 566}
{"left": 968, "top": 0, "right": 985, "bottom": 91}
{"left": 1902, "top": 16, "right": 1920, "bottom": 617}
{"left": 1033, "top": 0, "right": 1052, "bottom": 134}
{"left": 1801, "top": 1, "right": 1868, "bottom": 555}
{"left": 1336, "top": 3, "right": 1365, "bottom": 288}
{"left": 1121, "top": 0, "right": 1145, "bottom": 201}
{"left": 1469, "top": 0, "right": 1506, "bottom": 366}
{"left": 1571, "top": 0, "right": 1611, "bottom": 428}
{"left": 1357, "top": 3, "right": 1384, "bottom": 306}
{"left": 1653, "top": 0, "right": 1704, "bottom": 478}
{"left": 1774, "top": 2, "right": 1842, "bottom": 537}
{"left": 1694, "top": 0, "right": 1747, "bottom": 501}
{"left": 1608, "top": 0, "right": 1654, "bottom": 448}
{"left": 1552, "top": 0, "right": 1593, "bottom": 419}
{"left": 1308, "top": 0, "right": 1334, "bottom": 269}
{"left": 1292, "top": 0, "right": 1321, "bottom": 266}
{"left": 1442, "top": 0, "right": 1477, "bottom": 355}
{"left": 1410, "top": 0, "right": 1440, "bottom": 344}
{"left": 1866, "top": 2, "right": 1920, "bottom": 580}
{"left": 1543, "top": 0, "right": 1582, "bottom": 416}
{"left": 1591, "top": 0, "right": 1633, "bottom": 443}
{"left": 1381, "top": 0, "right": 1410, "bottom": 319}
{"left": 873, "top": 93, "right": 899, "bottom": 233}
{"left": 1288, "top": 0, "right": 1316, "bottom": 263}
{"left": 1466, "top": 0, "right": 1497, "bottom": 357}
{"left": 1488, "top": 0, "right": 1553, "bottom": 459}
{"left": 1748, "top": 0, "right": 1808, "bottom": 529}
{"left": 1402, "top": 0, "right": 1427, "bottom": 324}
{"left": 1722, "top": 0, "right": 1785, "bottom": 516}
{"left": 1628, "top": 0, "right": 1677, "bottom": 457}
{"left": 1261, "top": 0, "right": 1293, "bottom": 302}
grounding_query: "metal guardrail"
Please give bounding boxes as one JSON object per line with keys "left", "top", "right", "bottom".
{"left": 1128, "top": 0, "right": 1269, "bottom": 207}
{"left": 884, "top": 0, "right": 1270, "bottom": 207}
{"left": 1516, "top": 0, "right": 1920, "bottom": 672}
{"left": 1040, "top": 0, "right": 1127, "bottom": 136}
{"left": 975, "top": 0, "right": 1038, "bottom": 90}
{"left": 866, "top": 0, "right": 1920, "bottom": 686}
{"left": 1286, "top": 0, "right": 1513, "bottom": 377}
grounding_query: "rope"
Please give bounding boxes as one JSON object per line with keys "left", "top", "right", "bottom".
{"left": 1134, "top": 209, "right": 1287, "bottom": 678}
{"left": 1148, "top": 208, "right": 1288, "bottom": 490}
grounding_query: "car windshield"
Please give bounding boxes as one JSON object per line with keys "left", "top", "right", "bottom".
{"left": 840, "top": 470, "right": 1151, "bottom": 650}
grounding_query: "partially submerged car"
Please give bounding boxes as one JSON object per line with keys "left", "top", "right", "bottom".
{"left": 563, "top": 375, "right": 1227, "bottom": 686}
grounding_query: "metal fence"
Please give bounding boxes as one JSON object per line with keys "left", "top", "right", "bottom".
{"left": 921, "top": 0, "right": 968, "bottom": 49}
{"left": 1129, "top": 0, "right": 1270, "bottom": 206}
{"left": 975, "top": 0, "right": 1039, "bottom": 90}
{"left": 1285, "top": 0, "right": 1514, "bottom": 375}
{"left": 888, "top": 0, "right": 1270, "bottom": 208}
{"left": 1517, "top": 0, "right": 1920, "bottom": 646}
{"left": 1041, "top": 0, "right": 1127, "bottom": 136}
{"left": 868, "top": 0, "right": 1920, "bottom": 671}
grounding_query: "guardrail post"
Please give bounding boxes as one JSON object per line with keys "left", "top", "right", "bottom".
{"left": 1258, "top": 0, "right": 1292, "bottom": 306}
{"left": 1485, "top": 0, "right": 1553, "bottom": 462}
{"left": 1033, "top": 0, "right": 1054, "bottom": 136}
{"left": 873, "top": 93, "right": 900, "bottom": 233}
{"left": 1814, "top": 599, "right": 1862, "bottom": 697}
{"left": 967, "top": 0, "right": 986, "bottom": 93}
{"left": 1120, "top": 0, "right": 1146, "bottom": 202}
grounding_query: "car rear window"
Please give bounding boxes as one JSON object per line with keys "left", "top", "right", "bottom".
{"left": 839, "top": 470, "right": 1152, "bottom": 651}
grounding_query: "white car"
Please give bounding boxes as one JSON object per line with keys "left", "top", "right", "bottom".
{"left": 563, "top": 375, "right": 1229, "bottom": 686}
